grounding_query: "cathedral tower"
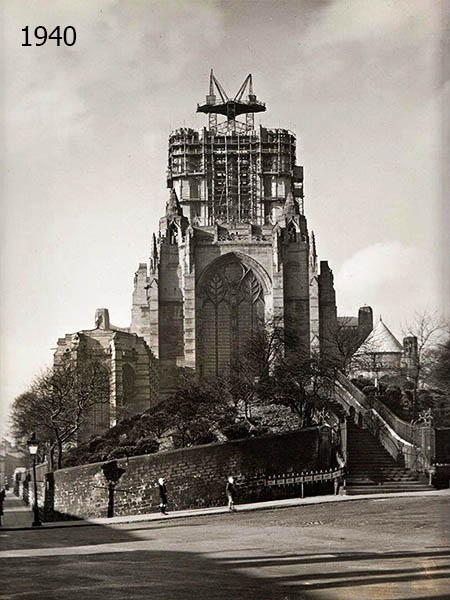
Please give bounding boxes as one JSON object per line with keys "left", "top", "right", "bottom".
{"left": 131, "top": 72, "right": 337, "bottom": 390}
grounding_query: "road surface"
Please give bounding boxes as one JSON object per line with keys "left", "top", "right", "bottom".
{"left": 0, "top": 495, "right": 448, "bottom": 599}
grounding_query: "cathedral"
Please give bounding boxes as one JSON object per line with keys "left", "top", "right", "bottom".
{"left": 130, "top": 72, "right": 354, "bottom": 391}
{"left": 55, "top": 73, "right": 372, "bottom": 434}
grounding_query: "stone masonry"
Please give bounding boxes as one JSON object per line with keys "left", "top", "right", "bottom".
{"left": 54, "top": 309, "right": 159, "bottom": 442}
{"left": 38, "top": 427, "right": 328, "bottom": 519}
{"left": 130, "top": 76, "right": 347, "bottom": 391}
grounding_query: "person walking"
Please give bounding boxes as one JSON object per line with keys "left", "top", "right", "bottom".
{"left": 334, "top": 450, "right": 346, "bottom": 495}
{"left": 226, "top": 476, "right": 237, "bottom": 512}
{"left": 0, "top": 487, "right": 5, "bottom": 527}
{"left": 158, "top": 477, "right": 168, "bottom": 515}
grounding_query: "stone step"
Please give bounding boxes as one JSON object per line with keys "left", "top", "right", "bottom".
{"left": 348, "top": 447, "right": 389, "bottom": 451}
{"left": 349, "top": 463, "right": 400, "bottom": 467}
{"left": 349, "top": 477, "right": 419, "bottom": 483}
{"left": 340, "top": 419, "right": 433, "bottom": 492}
{"left": 348, "top": 446, "right": 394, "bottom": 450}
{"left": 349, "top": 464, "right": 398, "bottom": 468}
{"left": 345, "top": 485, "right": 431, "bottom": 495}
{"left": 348, "top": 468, "right": 416, "bottom": 475}
{"left": 348, "top": 457, "right": 397, "bottom": 462}
{"left": 349, "top": 464, "right": 397, "bottom": 468}
{"left": 346, "top": 479, "right": 428, "bottom": 486}
{"left": 348, "top": 443, "right": 389, "bottom": 447}
{"left": 348, "top": 442, "right": 386, "bottom": 446}
{"left": 348, "top": 474, "right": 419, "bottom": 480}
{"left": 348, "top": 463, "right": 404, "bottom": 469}
{"left": 347, "top": 479, "right": 421, "bottom": 486}
{"left": 349, "top": 460, "right": 395, "bottom": 464}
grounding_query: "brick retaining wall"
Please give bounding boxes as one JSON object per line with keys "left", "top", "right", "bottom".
{"left": 40, "top": 427, "right": 330, "bottom": 520}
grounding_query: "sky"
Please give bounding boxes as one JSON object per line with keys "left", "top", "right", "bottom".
{"left": 1, "top": 0, "right": 448, "bottom": 437}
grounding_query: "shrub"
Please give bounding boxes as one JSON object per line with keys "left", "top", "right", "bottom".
{"left": 362, "top": 385, "right": 376, "bottom": 396}
{"left": 135, "top": 437, "right": 160, "bottom": 455}
{"left": 88, "top": 436, "right": 104, "bottom": 452}
{"left": 107, "top": 445, "right": 136, "bottom": 460}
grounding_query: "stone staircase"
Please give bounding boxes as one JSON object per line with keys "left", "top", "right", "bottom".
{"left": 345, "top": 422, "right": 431, "bottom": 495}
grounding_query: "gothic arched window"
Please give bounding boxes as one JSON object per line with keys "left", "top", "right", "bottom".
{"left": 287, "top": 222, "right": 297, "bottom": 243}
{"left": 197, "top": 256, "right": 265, "bottom": 376}
{"left": 122, "top": 364, "right": 136, "bottom": 407}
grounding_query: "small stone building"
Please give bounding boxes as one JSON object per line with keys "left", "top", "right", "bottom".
{"left": 351, "top": 317, "right": 417, "bottom": 381}
{"left": 54, "top": 308, "right": 159, "bottom": 441}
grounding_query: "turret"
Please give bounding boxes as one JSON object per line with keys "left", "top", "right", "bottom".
{"left": 95, "top": 308, "right": 110, "bottom": 330}
{"left": 160, "top": 188, "right": 189, "bottom": 241}
{"left": 283, "top": 190, "right": 299, "bottom": 220}
{"left": 358, "top": 306, "right": 373, "bottom": 340}
{"left": 166, "top": 188, "right": 183, "bottom": 219}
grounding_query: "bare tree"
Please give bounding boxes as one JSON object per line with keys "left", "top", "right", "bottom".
{"left": 161, "top": 371, "right": 236, "bottom": 448}
{"left": 231, "top": 319, "right": 286, "bottom": 424}
{"left": 430, "top": 337, "right": 450, "bottom": 395}
{"left": 320, "top": 317, "right": 381, "bottom": 376}
{"left": 10, "top": 354, "right": 110, "bottom": 469}
{"left": 234, "top": 320, "right": 337, "bottom": 429}
{"left": 401, "top": 310, "right": 448, "bottom": 418}
{"left": 9, "top": 391, "right": 54, "bottom": 465}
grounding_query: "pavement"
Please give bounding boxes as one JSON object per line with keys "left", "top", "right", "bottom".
{"left": 1, "top": 492, "right": 34, "bottom": 529}
{"left": 1, "top": 488, "right": 449, "bottom": 530}
{"left": 0, "top": 493, "right": 449, "bottom": 599}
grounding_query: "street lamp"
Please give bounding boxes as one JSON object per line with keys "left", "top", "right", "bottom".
{"left": 27, "top": 433, "right": 42, "bottom": 527}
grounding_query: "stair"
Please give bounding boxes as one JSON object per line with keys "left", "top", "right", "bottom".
{"left": 344, "top": 422, "right": 431, "bottom": 495}
{"left": 327, "top": 400, "right": 347, "bottom": 422}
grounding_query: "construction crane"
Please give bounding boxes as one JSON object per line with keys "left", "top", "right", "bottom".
{"left": 197, "top": 70, "right": 266, "bottom": 131}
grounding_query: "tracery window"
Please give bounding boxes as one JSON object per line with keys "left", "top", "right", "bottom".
{"left": 198, "top": 257, "right": 265, "bottom": 376}
{"left": 122, "top": 364, "right": 136, "bottom": 407}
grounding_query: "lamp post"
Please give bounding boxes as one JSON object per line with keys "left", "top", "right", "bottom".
{"left": 27, "top": 433, "right": 42, "bottom": 527}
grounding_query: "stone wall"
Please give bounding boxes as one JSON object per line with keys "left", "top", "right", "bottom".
{"left": 54, "top": 313, "right": 159, "bottom": 441}
{"left": 318, "top": 260, "right": 338, "bottom": 358}
{"left": 39, "top": 427, "right": 330, "bottom": 520}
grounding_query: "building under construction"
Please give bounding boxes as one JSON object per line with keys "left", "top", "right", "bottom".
{"left": 131, "top": 72, "right": 344, "bottom": 386}
{"left": 167, "top": 71, "right": 304, "bottom": 226}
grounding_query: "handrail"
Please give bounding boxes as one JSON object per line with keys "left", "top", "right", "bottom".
{"left": 336, "top": 372, "right": 418, "bottom": 442}
{"left": 334, "top": 371, "right": 435, "bottom": 474}
{"left": 369, "top": 398, "right": 416, "bottom": 444}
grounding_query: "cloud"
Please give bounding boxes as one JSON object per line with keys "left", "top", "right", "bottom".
{"left": 335, "top": 241, "right": 440, "bottom": 333}
{"left": 0, "top": 0, "right": 445, "bottom": 439}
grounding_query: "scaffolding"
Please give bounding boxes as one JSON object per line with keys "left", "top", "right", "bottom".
{"left": 167, "top": 73, "right": 304, "bottom": 226}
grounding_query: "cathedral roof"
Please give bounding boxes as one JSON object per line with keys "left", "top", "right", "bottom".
{"left": 363, "top": 318, "right": 403, "bottom": 354}
{"left": 338, "top": 316, "right": 359, "bottom": 328}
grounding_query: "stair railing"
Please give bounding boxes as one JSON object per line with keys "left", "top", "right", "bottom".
{"left": 333, "top": 372, "right": 435, "bottom": 477}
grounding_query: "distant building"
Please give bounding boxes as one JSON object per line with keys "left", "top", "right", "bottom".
{"left": 351, "top": 317, "right": 417, "bottom": 381}
{"left": 0, "top": 439, "right": 25, "bottom": 488}
{"left": 54, "top": 308, "right": 159, "bottom": 441}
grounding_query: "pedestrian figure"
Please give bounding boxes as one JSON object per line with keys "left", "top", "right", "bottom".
{"left": 158, "top": 477, "right": 168, "bottom": 515}
{"left": 226, "top": 476, "right": 237, "bottom": 512}
{"left": 334, "top": 450, "right": 346, "bottom": 495}
{"left": 0, "top": 487, "right": 5, "bottom": 527}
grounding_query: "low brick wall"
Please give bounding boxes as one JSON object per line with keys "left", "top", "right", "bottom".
{"left": 43, "top": 427, "right": 329, "bottom": 520}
